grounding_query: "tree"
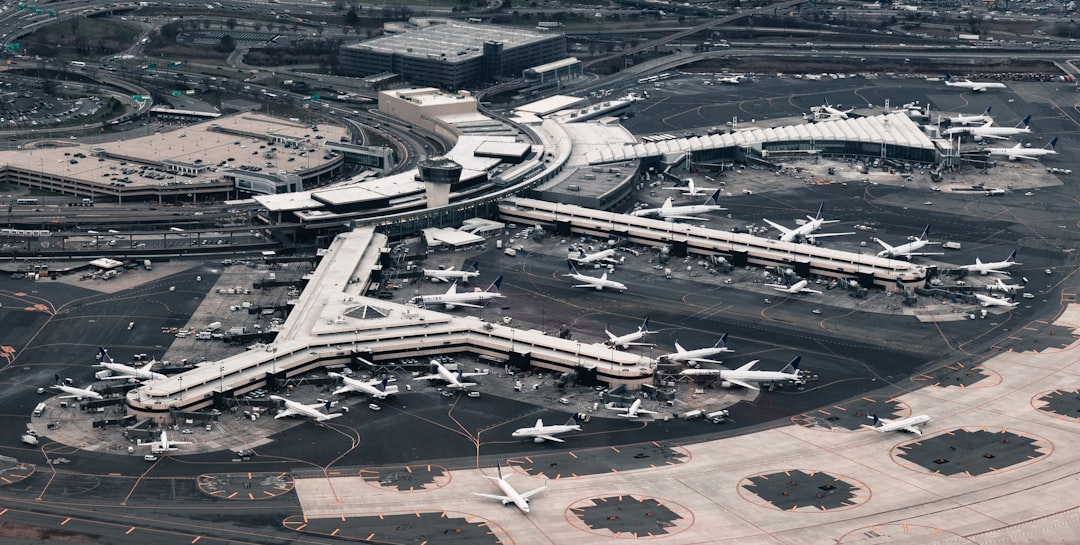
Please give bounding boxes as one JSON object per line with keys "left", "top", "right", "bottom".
{"left": 226, "top": 18, "right": 238, "bottom": 30}
{"left": 345, "top": 9, "right": 359, "bottom": 27}
{"left": 214, "top": 33, "right": 236, "bottom": 53}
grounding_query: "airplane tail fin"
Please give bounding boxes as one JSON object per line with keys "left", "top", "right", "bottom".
{"left": 566, "top": 260, "right": 579, "bottom": 276}
{"left": 324, "top": 400, "right": 332, "bottom": 412}
{"left": 488, "top": 276, "right": 503, "bottom": 292}
{"left": 1046, "top": 137, "right": 1059, "bottom": 151}
{"left": 706, "top": 189, "right": 721, "bottom": 205}
{"left": 639, "top": 316, "right": 650, "bottom": 331}
{"left": 1017, "top": 114, "right": 1031, "bottom": 129}
{"left": 1006, "top": 249, "right": 1018, "bottom": 263}
{"left": 564, "top": 416, "right": 578, "bottom": 426}
{"left": 379, "top": 377, "right": 389, "bottom": 391}
{"left": 98, "top": 347, "right": 114, "bottom": 363}
{"left": 54, "top": 373, "right": 61, "bottom": 385}
{"left": 944, "top": 72, "right": 953, "bottom": 82}
{"left": 814, "top": 202, "right": 824, "bottom": 220}
{"left": 982, "top": 106, "right": 991, "bottom": 116}
{"left": 468, "top": 261, "right": 479, "bottom": 273}
{"left": 871, "top": 414, "right": 881, "bottom": 426}
{"left": 780, "top": 356, "right": 801, "bottom": 374}
{"left": 918, "top": 224, "right": 930, "bottom": 241}
{"left": 714, "top": 332, "right": 730, "bottom": 350}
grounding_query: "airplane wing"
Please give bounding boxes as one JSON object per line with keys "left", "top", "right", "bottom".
{"left": 806, "top": 231, "right": 856, "bottom": 239}
{"left": 905, "top": 251, "right": 945, "bottom": 257}
{"left": 472, "top": 492, "right": 512, "bottom": 502}
{"left": 100, "top": 374, "right": 137, "bottom": 380}
{"left": 618, "top": 342, "right": 656, "bottom": 347}
{"left": 902, "top": 424, "right": 924, "bottom": 435}
{"left": 413, "top": 373, "right": 441, "bottom": 381}
{"left": 274, "top": 407, "right": 301, "bottom": 419}
{"left": 801, "top": 288, "right": 824, "bottom": 295}
{"left": 762, "top": 219, "right": 793, "bottom": 236}
{"left": 445, "top": 301, "right": 484, "bottom": 308}
{"left": 635, "top": 408, "right": 660, "bottom": 415}
{"left": 459, "top": 371, "right": 489, "bottom": 378}
{"left": 535, "top": 434, "right": 565, "bottom": 443}
{"left": 873, "top": 238, "right": 894, "bottom": 252}
{"left": 660, "top": 214, "right": 706, "bottom": 221}
{"left": 727, "top": 378, "right": 758, "bottom": 390}
{"left": 522, "top": 485, "right": 547, "bottom": 499}
{"left": 687, "top": 357, "right": 726, "bottom": 365}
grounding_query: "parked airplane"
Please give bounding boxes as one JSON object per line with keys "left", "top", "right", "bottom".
{"left": 989, "top": 277, "right": 1025, "bottom": 294}
{"left": 423, "top": 262, "right": 480, "bottom": 284}
{"left": 472, "top": 463, "right": 546, "bottom": 514}
{"left": 975, "top": 292, "right": 1019, "bottom": 308}
{"left": 818, "top": 98, "right": 854, "bottom": 119}
{"left": 329, "top": 372, "right": 399, "bottom": 399}
{"left": 630, "top": 189, "right": 725, "bottom": 221}
{"left": 675, "top": 178, "right": 715, "bottom": 196}
{"left": 765, "top": 277, "right": 822, "bottom": 295}
{"left": 717, "top": 75, "right": 743, "bottom": 84}
{"left": 943, "top": 73, "right": 1007, "bottom": 92}
{"left": 863, "top": 413, "right": 932, "bottom": 435}
{"left": 985, "top": 137, "right": 1058, "bottom": 161}
{"left": 564, "top": 261, "right": 627, "bottom": 291}
{"left": 410, "top": 276, "right": 504, "bottom": 309}
{"left": 269, "top": 395, "right": 343, "bottom": 422}
{"left": 763, "top": 203, "right": 854, "bottom": 243}
{"left": 52, "top": 376, "right": 103, "bottom": 400}
{"left": 95, "top": 347, "right": 167, "bottom": 382}
{"left": 570, "top": 247, "right": 620, "bottom": 265}
{"left": 512, "top": 416, "right": 582, "bottom": 443}
{"left": 944, "top": 115, "right": 1031, "bottom": 141}
{"left": 873, "top": 225, "right": 943, "bottom": 260}
{"left": 680, "top": 356, "right": 804, "bottom": 390}
{"left": 659, "top": 334, "right": 733, "bottom": 366}
{"left": 139, "top": 430, "right": 193, "bottom": 453}
{"left": 957, "top": 249, "right": 1020, "bottom": 275}
{"left": 607, "top": 398, "right": 659, "bottom": 418}
{"left": 604, "top": 316, "right": 656, "bottom": 349}
{"left": 949, "top": 106, "right": 992, "bottom": 126}
{"left": 413, "top": 360, "right": 489, "bottom": 390}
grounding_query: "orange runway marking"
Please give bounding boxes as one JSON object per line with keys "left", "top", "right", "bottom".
{"left": 832, "top": 405, "right": 847, "bottom": 411}
{"left": 331, "top": 529, "right": 340, "bottom": 536}
{"left": 61, "top": 518, "right": 71, "bottom": 525}
{"left": 225, "top": 492, "right": 237, "bottom": 498}
{"left": 818, "top": 409, "right": 831, "bottom": 416}
{"left": 126, "top": 527, "right": 136, "bottom": 535}
{"left": 296, "top": 524, "right": 306, "bottom": 531}
{"left": 652, "top": 441, "right": 662, "bottom": 447}
{"left": 1, "top": 478, "right": 10, "bottom": 484}
{"left": 366, "top": 534, "right": 375, "bottom": 541}
{"left": 247, "top": 493, "right": 254, "bottom": 500}
{"left": 262, "top": 490, "right": 275, "bottom": 497}
{"left": 610, "top": 446, "right": 621, "bottom": 453}
{"left": 247, "top": 472, "right": 252, "bottom": 479}
{"left": 341, "top": 513, "right": 347, "bottom": 521}
{"left": 931, "top": 528, "right": 943, "bottom": 535}
{"left": 568, "top": 452, "right": 578, "bottom": 458}
{"left": 555, "top": 474, "right": 561, "bottom": 480}
{"left": 191, "top": 537, "right": 201, "bottom": 544}
{"left": 377, "top": 513, "right": 384, "bottom": 520}
{"left": 0, "top": 509, "right": 6, "bottom": 516}
{"left": 406, "top": 466, "right": 412, "bottom": 473}
{"left": 415, "top": 511, "right": 421, "bottom": 517}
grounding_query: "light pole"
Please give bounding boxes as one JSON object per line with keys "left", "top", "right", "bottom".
{"left": 219, "top": 365, "right": 225, "bottom": 393}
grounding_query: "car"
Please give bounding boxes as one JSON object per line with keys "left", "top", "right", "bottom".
{"left": 368, "top": 403, "right": 381, "bottom": 411}
{"left": 143, "top": 454, "right": 158, "bottom": 462}
{"left": 1022, "top": 293, "right": 1036, "bottom": 299}
{"left": 467, "top": 391, "right": 481, "bottom": 398}
{"left": 181, "top": 428, "right": 193, "bottom": 434}
{"left": 812, "top": 309, "right": 822, "bottom": 314}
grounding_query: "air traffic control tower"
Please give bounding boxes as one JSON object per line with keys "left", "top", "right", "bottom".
{"left": 418, "top": 157, "right": 463, "bottom": 208}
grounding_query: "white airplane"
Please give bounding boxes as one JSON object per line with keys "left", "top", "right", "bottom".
{"left": 676, "top": 178, "right": 715, "bottom": 196}
{"left": 630, "top": 189, "right": 725, "bottom": 222}
{"left": 95, "top": 347, "right": 167, "bottom": 382}
{"left": 139, "top": 430, "right": 193, "bottom": 453}
{"left": 873, "top": 225, "right": 943, "bottom": 260}
{"left": 862, "top": 413, "right": 932, "bottom": 435}
{"left": 410, "top": 276, "right": 504, "bottom": 310}
{"left": 717, "top": 75, "right": 743, "bottom": 84}
{"left": 986, "top": 137, "right": 1058, "bottom": 161}
{"left": 570, "top": 247, "right": 620, "bottom": 265}
{"left": 944, "top": 115, "right": 1031, "bottom": 141}
{"left": 765, "top": 277, "right": 822, "bottom": 295}
{"left": 564, "top": 261, "right": 627, "bottom": 291}
{"left": 680, "top": 356, "right": 804, "bottom": 390}
{"left": 269, "top": 395, "right": 343, "bottom": 422}
{"left": 659, "top": 333, "right": 733, "bottom": 366}
{"left": 817, "top": 98, "right": 854, "bottom": 119}
{"left": 329, "top": 372, "right": 399, "bottom": 399}
{"left": 607, "top": 398, "right": 659, "bottom": 418}
{"left": 989, "top": 277, "right": 1025, "bottom": 294}
{"left": 52, "top": 375, "right": 103, "bottom": 400}
{"left": 949, "top": 106, "right": 992, "bottom": 126}
{"left": 957, "top": 249, "right": 1020, "bottom": 276}
{"left": 604, "top": 316, "right": 656, "bottom": 349}
{"left": 472, "top": 462, "right": 546, "bottom": 514}
{"left": 512, "top": 416, "right": 582, "bottom": 443}
{"left": 763, "top": 203, "right": 854, "bottom": 244}
{"left": 975, "top": 292, "right": 1019, "bottom": 308}
{"left": 423, "top": 262, "right": 480, "bottom": 284}
{"left": 413, "top": 360, "right": 489, "bottom": 390}
{"left": 943, "top": 73, "right": 1007, "bottom": 92}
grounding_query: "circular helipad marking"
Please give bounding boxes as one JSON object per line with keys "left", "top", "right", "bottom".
{"left": 1032, "top": 388, "right": 1080, "bottom": 422}
{"left": 737, "top": 469, "right": 870, "bottom": 512}
{"left": 838, "top": 523, "right": 974, "bottom": 543}
{"left": 911, "top": 362, "right": 1001, "bottom": 389}
{"left": 566, "top": 494, "right": 692, "bottom": 539}
{"left": 891, "top": 426, "right": 1052, "bottom": 477}
{"left": 197, "top": 472, "right": 294, "bottom": 500}
{"left": 792, "top": 395, "right": 907, "bottom": 432}
{"left": 359, "top": 464, "right": 451, "bottom": 492}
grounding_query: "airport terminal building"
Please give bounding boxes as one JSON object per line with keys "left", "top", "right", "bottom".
{"left": 339, "top": 22, "right": 567, "bottom": 89}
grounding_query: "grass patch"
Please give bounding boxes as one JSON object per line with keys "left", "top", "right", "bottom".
{"left": 22, "top": 17, "right": 141, "bottom": 60}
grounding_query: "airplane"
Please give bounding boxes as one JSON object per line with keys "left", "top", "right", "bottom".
{"left": 818, "top": 98, "right": 854, "bottom": 119}
{"left": 511, "top": 416, "right": 582, "bottom": 443}
{"left": 52, "top": 375, "right": 103, "bottom": 400}
{"left": 472, "top": 462, "right": 546, "bottom": 514}
{"left": 943, "top": 73, "right": 1007, "bottom": 92}
{"left": 563, "top": 261, "right": 627, "bottom": 292}
{"left": 570, "top": 247, "right": 620, "bottom": 265}
{"left": 604, "top": 316, "right": 656, "bottom": 349}
{"left": 717, "top": 75, "right": 743, "bottom": 85}
{"left": 630, "top": 189, "right": 725, "bottom": 222}
{"left": 763, "top": 203, "right": 854, "bottom": 244}
{"left": 675, "top": 178, "right": 715, "bottom": 196}
{"left": 138, "top": 430, "right": 193, "bottom": 453}
{"left": 413, "top": 360, "right": 489, "bottom": 390}
{"left": 765, "top": 278, "right": 822, "bottom": 295}
{"left": 985, "top": 137, "right": 1058, "bottom": 161}
{"left": 872, "top": 225, "right": 943, "bottom": 260}
{"left": 95, "top": 347, "right": 167, "bottom": 382}
{"left": 409, "top": 276, "right": 504, "bottom": 310}
{"left": 680, "top": 356, "right": 804, "bottom": 390}
{"left": 329, "top": 372, "right": 399, "bottom": 399}
{"left": 944, "top": 115, "right": 1031, "bottom": 141}
{"left": 862, "top": 413, "right": 932, "bottom": 435}
{"left": 423, "top": 262, "right": 480, "bottom": 284}
{"left": 989, "top": 277, "right": 1025, "bottom": 294}
{"left": 269, "top": 395, "right": 343, "bottom": 422}
{"left": 658, "top": 333, "right": 733, "bottom": 366}
{"left": 607, "top": 398, "right": 659, "bottom": 418}
{"left": 948, "top": 106, "right": 992, "bottom": 126}
{"left": 957, "top": 249, "right": 1020, "bottom": 276}
{"left": 975, "top": 292, "right": 1019, "bottom": 308}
